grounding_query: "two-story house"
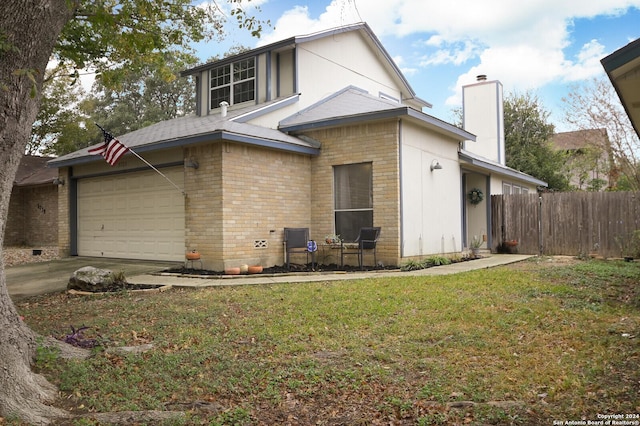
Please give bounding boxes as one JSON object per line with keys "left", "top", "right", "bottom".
{"left": 49, "top": 22, "right": 545, "bottom": 270}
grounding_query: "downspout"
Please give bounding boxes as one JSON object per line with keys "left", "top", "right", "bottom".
{"left": 485, "top": 174, "right": 491, "bottom": 251}
{"left": 398, "top": 118, "right": 404, "bottom": 259}
{"left": 461, "top": 171, "right": 467, "bottom": 248}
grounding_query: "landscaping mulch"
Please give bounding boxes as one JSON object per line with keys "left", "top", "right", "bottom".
{"left": 2, "top": 246, "right": 59, "bottom": 267}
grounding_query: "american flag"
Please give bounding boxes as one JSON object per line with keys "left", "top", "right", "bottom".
{"left": 89, "top": 125, "right": 129, "bottom": 166}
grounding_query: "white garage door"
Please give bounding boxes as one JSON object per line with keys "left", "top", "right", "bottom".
{"left": 77, "top": 167, "right": 185, "bottom": 261}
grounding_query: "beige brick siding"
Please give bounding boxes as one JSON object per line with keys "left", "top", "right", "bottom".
{"left": 57, "top": 168, "right": 70, "bottom": 256}
{"left": 57, "top": 121, "right": 401, "bottom": 269}
{"left": 6, "top": 184, "right": 58, "bottom": 247}
{"left": 185, "top": 142, "right": 311, "bottom": 270}
{"left": 303, "top": 120, "right": 402, "bottom": 267}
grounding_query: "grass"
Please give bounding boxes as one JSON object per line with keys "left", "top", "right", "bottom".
{"left": 14, "top": 257, "right": 640, "bottom": 425}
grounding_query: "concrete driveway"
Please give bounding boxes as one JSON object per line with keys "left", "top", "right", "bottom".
{"left": 6, "top": 257, "right": 182, "bottom": 301}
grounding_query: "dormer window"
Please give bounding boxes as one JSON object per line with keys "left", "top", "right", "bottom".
{"left": 210, "top": 58, "right": 255, "bottom": 109}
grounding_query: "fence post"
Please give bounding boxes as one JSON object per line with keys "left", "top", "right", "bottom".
{"left": 538, "top": 195, "right": 543, "bottom": 256}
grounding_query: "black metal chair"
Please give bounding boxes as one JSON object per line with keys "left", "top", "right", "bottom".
{"left": 284, "top": 228, "right": 310, "bottom": 270}
{"left": 341, "top": 227, "right": 381, "bottom": 270}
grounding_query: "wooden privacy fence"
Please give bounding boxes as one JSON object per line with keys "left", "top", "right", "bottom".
{"left": 491, "top": 192, "right": 640, "bottom": 257}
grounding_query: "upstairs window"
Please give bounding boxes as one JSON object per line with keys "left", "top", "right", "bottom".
{"left": 210, "top": 58, "right": 255, "bottom": 109}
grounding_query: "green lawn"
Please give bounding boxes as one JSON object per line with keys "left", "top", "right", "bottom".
{"left": 16, "top": 257, "right": 640, "bottom": 425}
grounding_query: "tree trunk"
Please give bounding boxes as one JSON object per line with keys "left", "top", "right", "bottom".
{"left": 0, "top": 1, "right": 76, "bottom": 423}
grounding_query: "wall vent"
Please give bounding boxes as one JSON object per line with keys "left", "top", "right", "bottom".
{"left": 254, "top": 240, "right": 268, "bottom": 249}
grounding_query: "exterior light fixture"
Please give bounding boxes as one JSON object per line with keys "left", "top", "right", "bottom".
{"left": 430, "top": 160, "right": 443, "bottom": 171}
{"left": 52, "top": 177, "right": 65, "bottom": 186}
{"left": 185, "top": 158, "right": 199, "bottom": 169}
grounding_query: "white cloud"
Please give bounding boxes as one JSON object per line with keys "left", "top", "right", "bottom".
{"left": 419, "top": 40, "right": 480, "bottom": 67}
{"left": 255, "top": 2, "right": 365, "bottom": 46}
{"left": 563, "top": 39, "right": 607, "bottom": 82}
{"left": 253, "top": 0, "right": 640, "bottom": 117}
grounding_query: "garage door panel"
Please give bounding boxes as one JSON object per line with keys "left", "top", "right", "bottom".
{"left": 77, "top": 167, "right": 185, "bottom": 261}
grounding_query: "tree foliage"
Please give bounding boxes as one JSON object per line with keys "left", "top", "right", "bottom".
{"left": 503, "top": 92, "right": 570, "bottom": 191}
{"left": 56, "top": 1, "right": 265, "bottom": 88}
{"left": 74, "top": 50, "right": 199, "bottom": 153}
{"left": 28, "top": 62, "right": 89, "bottom": 155}
{"left": 562, "top": 77, "right": 640, "bottom": 191}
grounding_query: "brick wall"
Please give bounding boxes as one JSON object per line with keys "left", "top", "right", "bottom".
{"left": 303, "top": 120, "right": 402, "bottom": 267}
{"left": 184, "top": 142, "right": 312, "bottom": 270}
{"left": 6, "top": 184, "right": 58, "bottom": 247}
{"left": 5, "top": 187, "right": 25, "bottom": 246}
{"left": 57, "top": 168, "right": 70, "bottom": 256}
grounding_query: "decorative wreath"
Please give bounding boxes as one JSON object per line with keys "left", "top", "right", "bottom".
{"left": 467, "top": 188, "right": 484, "bottom": 205}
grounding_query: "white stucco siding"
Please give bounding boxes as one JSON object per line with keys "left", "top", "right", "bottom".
{"left": 297, "top": 32, "right": 403, "bottom": 109}
{"left": 401, "top": 122, "right": 463, "bottom": 257}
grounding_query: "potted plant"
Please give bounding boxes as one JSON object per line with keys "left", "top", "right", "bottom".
{"left": 324, "top": 233, "right": 342, "bottom": 245}
{"left": 186, "top": 249, "right": 201, "bottom": 260}
{"left": 498, "top": 239, "right": 518, "bottom": 254}
{"left": 470, "top": 235, "right": 483, "bottom": 258}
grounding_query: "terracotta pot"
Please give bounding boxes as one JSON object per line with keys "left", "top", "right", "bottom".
{"left": 225, "top": 267, "right": 241, "bottom": 275}
{"left": 248, "top": 265, "right": 263, "bottom": 274}
{"left": 186, "top": 250, "right": 201, "bottom": 260}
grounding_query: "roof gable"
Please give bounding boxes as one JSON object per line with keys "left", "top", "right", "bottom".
{"left": 181, "top": 22, "right": 430, "bottom": 109}
{"left": 279, "top": 86, "right": 473, "bottom": 141}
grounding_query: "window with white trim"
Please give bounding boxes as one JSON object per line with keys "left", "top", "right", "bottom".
{"left": 210, "top": 58, "right": 255, "bottom": 109}
{"left": 334, "top": 163, "right": 373, "bottom": 242}
{"left": 503, "top": 181, "right": 529, "bottom": 195}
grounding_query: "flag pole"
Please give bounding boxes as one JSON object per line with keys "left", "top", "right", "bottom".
{"left": 127, "top": 148, "right": 186, "bottom": 196}
{"left": 94, "top": 123, "right": 185, "bottom": 196}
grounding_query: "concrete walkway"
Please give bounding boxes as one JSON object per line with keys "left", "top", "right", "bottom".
{"left": 127, "top": 254, "right": 534, "bottom": 288}
{"left": 7, "top": 254, "right": 533, "bottom": 300}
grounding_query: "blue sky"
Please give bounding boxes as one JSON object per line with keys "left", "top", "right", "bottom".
{"left": 193, "top": 0, "right": 640, "bottom": 131}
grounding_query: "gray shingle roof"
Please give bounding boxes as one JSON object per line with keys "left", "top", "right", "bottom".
{"left": 49, "top": 107, "right": 319, "bottom": 167}
{"left": 279, "top": 86, "right": 403, "bottom": 128}
{"left": 15, "top": 155, "right": 57, "bottom": 186}
{"left": 278, "top": 86, "right": 475, "bottom": 142}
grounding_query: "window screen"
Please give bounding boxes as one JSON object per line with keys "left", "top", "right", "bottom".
{"left": 334, "top": 163, "right": 373, "bottom": 242}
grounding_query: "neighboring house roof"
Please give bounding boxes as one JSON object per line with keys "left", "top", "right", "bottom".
{"left": 601, "top": 37, "right": 640, "bottom": 139}
{"left": 48, "top": 105, "right": 320, "bottom": 168}
{"left": 550, "top": 129, "right": 609, "bottom": 151}
{"left": 15, "top": 155, "right": 57, "bottom": 186}
{"left": 459, "top": 149, "right": 548, "bottom": 187}
{"left": 181, "top": 22, "right": 432, "bottom": 109}
{"left": 279, "top": 86, "right": 473, "bottom": 141}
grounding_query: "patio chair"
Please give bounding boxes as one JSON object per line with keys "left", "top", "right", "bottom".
{"left": 284, "top": 227, "right": 310, "bottom": 270}
{"left": 341, "top": 227, "right": 381, "bottom": 270}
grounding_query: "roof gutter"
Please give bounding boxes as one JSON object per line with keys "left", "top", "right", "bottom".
{"left": 280, "top": 106, "right": 475, "bottom": 142}
{"left": 459, "top": 150, "right": 547, "bottom": 187}
{"left": 48, "top": 131, "right": 320, "bottom": 168}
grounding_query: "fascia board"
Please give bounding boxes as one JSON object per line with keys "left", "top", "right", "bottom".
{"left": 459, "top": 150, "right": 547, "bottom": 187}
